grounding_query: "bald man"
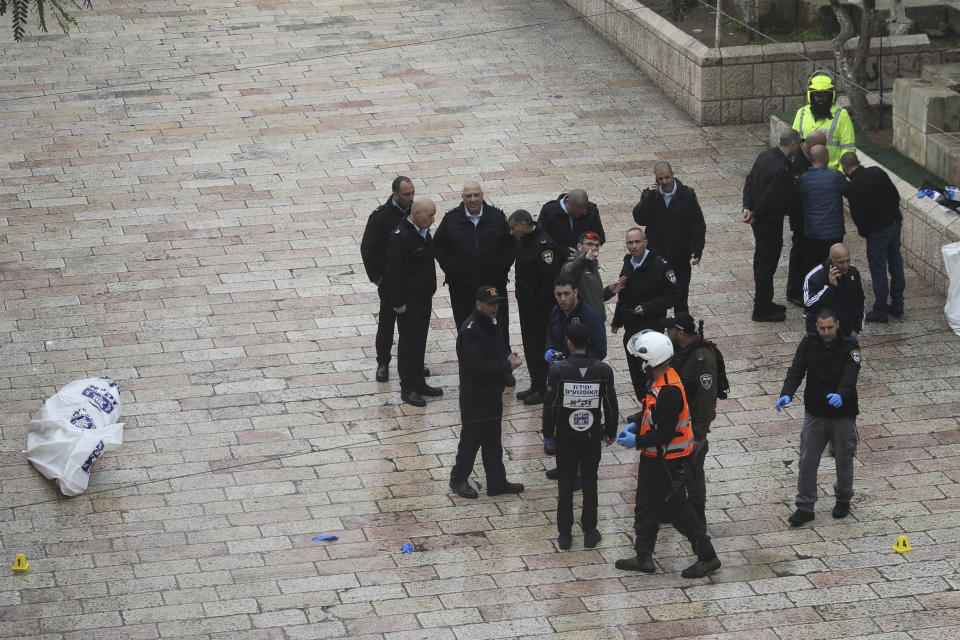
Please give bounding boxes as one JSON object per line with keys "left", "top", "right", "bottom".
{"left": 796, "top": 144, "right": 847, "bottom": 276}
{"left": 803, "top": 243, "right": 865, "bottom": 338}
{"left": 433, "top": 182, "right": 516, "bottom": 365}
{"left": 385, "top": 197, "right": 443, "bottom": 407}
{"left": 785, "top": 130, "right": 827, "bottom": 305}
{"left": 537, "top": 188, "right": 606, "bottom": 251}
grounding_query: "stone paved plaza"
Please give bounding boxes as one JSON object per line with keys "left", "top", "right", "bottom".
{"left": 2, "top": 0, "right": 960, "bottom": 638}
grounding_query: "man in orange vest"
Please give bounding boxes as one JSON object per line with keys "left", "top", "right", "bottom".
{"left": 614, "top": 330, "right": 721, "bottom": 579}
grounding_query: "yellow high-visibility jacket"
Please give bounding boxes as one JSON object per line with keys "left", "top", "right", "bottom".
{"left": 792, "top": 104, "right": 856, "bottom": 171}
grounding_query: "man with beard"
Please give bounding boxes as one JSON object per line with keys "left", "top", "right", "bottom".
{"left": 508, "top": 209, "right": 568, "bottom": 405}
{"left": 791, "top": 74, "right": 856, "bottom": 171}
{"left": 632, "top": 162, "right": 706, "bottom": 314}
{"left": 742, "top": 129, "right": 802, "bottom": 322}
{"left": 360, "top": 176, "right": 418, "bottom": 382}
{"left": 434, "top": 181, "right": 516, "bottom": 382}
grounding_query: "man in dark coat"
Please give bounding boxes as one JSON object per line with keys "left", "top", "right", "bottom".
{"left": 803, "top": 243, "right": 864, "bottom": 338}
{"left": 360, "top": 176, "right": 416, "bottom": 382}
{"left": 633, "top": 162, "right": 706, "bottom": 314}
{"left": 786, "top": 130, "right": 827, "bottom": 305}
{"left": 742, "top": 129, "right": 802, "bottom": 322}
{"left": 797, "top": 145, "right": 847, "bottom": 275}
{"left": 537, "top": 189, "right": 605, "bottom": 250}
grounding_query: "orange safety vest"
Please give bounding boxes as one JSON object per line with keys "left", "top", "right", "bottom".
{"left": 638, "top": 367, "right": 694, "bottom": 459}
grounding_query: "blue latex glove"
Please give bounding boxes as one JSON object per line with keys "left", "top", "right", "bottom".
{"left": 401, "top": 543, "right": 415, "bottom": 554}
{"left": 624, "top": 422, "right": 638, "bottom": 434}
{"left": 544, "top": 349, "right": 563, "bottom": 362}
{"left": 616, "top": 430, "right": 637, "bottom": 449}
{"left": 312, "top": 535, "right": 339, "bottom": 541}
{"left": 775, "top": 396, "right": 791, "bottom": 412}
{"left": 826, "top": 393, "right": 843, "bottom": 408}
{"left": 543, "top": 437, "right": 555, "bottom": 449}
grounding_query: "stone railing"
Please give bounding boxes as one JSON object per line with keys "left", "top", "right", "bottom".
{"left": 770, "top": 116, "right": 960, "bottom": 296}
{"left": 563, "top": 0, "right": 960, "bottom": 125}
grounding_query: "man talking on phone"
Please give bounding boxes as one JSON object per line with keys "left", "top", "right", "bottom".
{"left": 802, "top": 243, "right": 864, "bottom": 338}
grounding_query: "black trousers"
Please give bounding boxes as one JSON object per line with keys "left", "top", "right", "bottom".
{"left": 685, "top": 439, "right": 709, "bottom": 526}
{"left": 518, "top": 300, "right": 551, "bottom": 391}
{"left": 396, "top": 298, "right": 432, "bottom": 393}
{"left": 623, "top": 332, "right": 649, "bottom": 400}
{"left": 451, "top": 394, "right": 507, "bottom": 487}
{"left": 786, "top": 213, "right": 805, "bottom": 300}
{"left": 557, "top": 437, "right": 602, "bottom": 534}
{"left": 450, "top": 282, "right": 510, "bottom": 349}
{"left": 375, "top": 285, "right": 398, "bottom": 366}
{"left": 802, "top": 235, "right": 842, "bottom": 279}
{"left": 633, "top": 456, "right": 716, "bottom": 561}
{"left": 751, "top": 216, "right": 785, "bottom": 312}
{"left": 664, "top": 255, "right": 692, "bottom": 314}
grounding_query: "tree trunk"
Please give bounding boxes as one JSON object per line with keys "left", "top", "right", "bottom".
{"left": 829, "top": 0, "right": 875, "bottom": 128}
{"left": 887, "top": 0, "right": 912, "bottom": 36}
{"left": 742, "top": 0, "right": 758, "bottom": 39}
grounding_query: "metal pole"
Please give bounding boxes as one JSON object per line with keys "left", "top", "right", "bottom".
{"left": 878, "top": 32, "right": 884, "bottom": 129}
{"left": 715, "top": 0, "right": 722, "bottom": 48}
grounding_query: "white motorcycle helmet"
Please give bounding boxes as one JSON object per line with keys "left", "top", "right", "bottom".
{"left": 626, "top": 329, "right": 674, "bottom": 373}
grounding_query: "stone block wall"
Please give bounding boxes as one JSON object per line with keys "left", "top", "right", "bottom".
{"left": 563, "top": 0, "right": 960, "bottom": 125}
{"left": 770, "top": 115, "right": 960, "bottom": 297}
{"left": 893, "top": 65, "right": 960, "bottom": 187}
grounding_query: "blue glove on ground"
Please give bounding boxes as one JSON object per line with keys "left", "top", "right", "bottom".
{"left": 616, "top": 430, "right": 637, "bottom": 449}
{"left": 775, "top": 396, "right": 791, "bottom": 412}
{"left": 401, "top": 543, "right": 415, "bottom": 554}
{"left": 826, "top": 393, "right": 843, "bottom": 408}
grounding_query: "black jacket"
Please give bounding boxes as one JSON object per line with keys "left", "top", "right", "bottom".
{"left": 537, "top": 193, "right": 606, "bottom": 249}
{"left": 743, "top": 147, "right": 794, "bottom": 222}
{"left": 545, "top": 300, "right": 607, "bottom": 361}
{"left": 780, "top": 335, "right": 861, "bottom": 418}
{"left": 360, "top": 197, "right": 407, "bottom": 283}
{"left": 632, "top": 179, "right": 706, "bottom": 262}
{"left": 457, "top": 308, "right": 510, "bottom": 396}
{"left": 542, "top": 354, "right": 618, "bottom": 442}
{"left": 434, "top": 203, "right": 515, "bottom": 288}
{"left": 384, "top": 219, "right": 437, "bottom": 308}
{"left": 611, "top": 251, "right": 680, "bottom": 336}
{"left": 514, "top": 227, "right": 568, "bottom": 306}
{"left": 803, "top": 260, "right": 865, "bottom": 337}
{"left": 844, "top": 165, "right": 902, "bottom": 237}
{"left": 673, "top": 339, "right": 717, "bottom": 440}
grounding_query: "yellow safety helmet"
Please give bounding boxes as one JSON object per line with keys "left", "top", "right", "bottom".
{"left": 807, "top": 74, "right": 835, "bottom": 105}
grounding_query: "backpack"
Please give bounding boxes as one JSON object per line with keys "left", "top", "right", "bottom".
{"left": 702, "top": 339, "right": 730, "bottom": 400}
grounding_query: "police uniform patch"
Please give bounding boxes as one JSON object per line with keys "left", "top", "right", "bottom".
{"left": 850, "top": 349, "right": 861, "bottom": 363}
{"left": 394, "top": 227, "right": 401, "bottom": 234}
{"left": 666, "top": 269, "right": 677, "bottom": 284}
{"left": 541, "top": 249, "right": 554, "bottom": 265}
{"left": 569, "top": 409, "right": 594, "bottom": 431}
{"left": 571, "top": 317, "right": 581, "bottom": 325}
{"left": 699, "top": 373, "right": 713, "bottom": 390}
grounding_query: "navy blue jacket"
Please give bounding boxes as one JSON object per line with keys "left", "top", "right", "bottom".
{"left": 797, "top": 167, "right": 847, "bottom": 240}
{"left": 545, "top": 299, "right": 607, "bottom": 361}
{"left": 803, "top": 260, "right": 865, "bottom": 336}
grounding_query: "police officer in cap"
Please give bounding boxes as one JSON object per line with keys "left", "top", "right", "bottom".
{"left": 508, "top": 209, "right": 568, "bottom": 405}
{"left": 542, "top": 322, "right": 618, "bottom": 551}
{"left": 449, "top": 286, "right": 525, "bottom": 499}
{"left": 662, "top": 312, "right": 719, "bottom": 527}
{"left": 614, "top": 330, "right": 721, "bottom": 579}
{"left": 384, "top": 197, "right": 444, "bottom": 408}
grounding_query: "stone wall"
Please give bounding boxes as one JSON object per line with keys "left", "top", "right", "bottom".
{"left": 563, "top": 0, "right": 960, "bottom": 125}
{"left": 893, "top": 64, "right": 960, "bottom": 187}
{"left": 770, "top": 116, "right": 960, "bottom": 296}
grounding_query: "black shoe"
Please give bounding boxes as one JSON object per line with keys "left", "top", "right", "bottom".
{"left": 752, "top": 310, "right": 786, "bottom": 322}
{"left": 545, "top": 467, "right": 559, "bottom": 480}
{"left": 487, "top": 481, "right": 523, "bottom": 496}
{"left": 423, "top": 366, "right": 431, "bottom": 377}
{"left": 375, "top": 364, "right": 389, "bottom": 382}
{"left": 417, "top": 384, "right": 443, "bottom": 397}
{"left": 832, "top": 501, "right": 850, "bottom": 519}
{"left": 865, "top": 310, "right": 888, "bottom": 323}
{"left": 771, "top": 303, "right": 787, "bottom": 313}
{"left": 788, "top": 509, "right": 815, "bottom": 527}
{"left": 400, "top": 390, "right": 426, "bottom": 407}
{"left": 787, "top": 297, "right": 804, "bottom": 307}
{"left": 681, "top": 556, "right": 721, "bottom": 578}
{"left": 557, "top": 533, "right": 572, "bottom": 550}
{"left": 889, "top": 307, "right": 904, "bottom": 318}
{"left": 573, "top": 475, "right": 583, "bottom": 491}
{"left": 523, "top": 391, "right": 544, "bottom": 405}
{"left": 449, "top": 479, "right": 478, "bottom": 499}
{"left": 503, "top": 372, "right": 516, "bottom": 387}
{"left": 583, "top": 529, "right": 602, "bottom": 548}
{"left": 615, "top": 553, "right": 655, "bottom": 573}
{"left": 543, "top": 440, "right": 556, "bottom": 456}
{"left": 516, "top": 387, "right": 535, "bottom": 401}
